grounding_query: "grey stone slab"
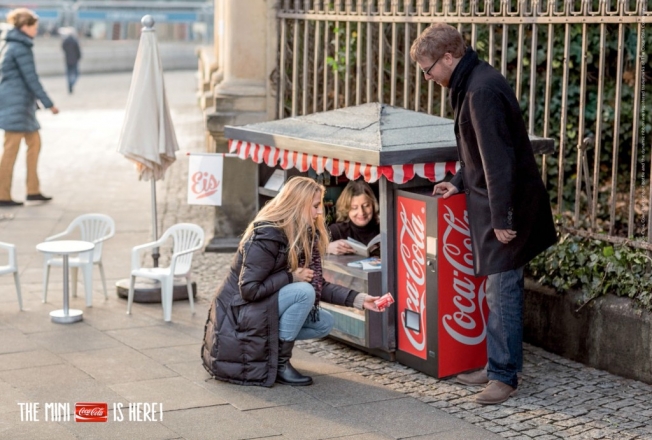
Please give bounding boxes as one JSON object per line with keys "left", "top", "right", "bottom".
{"left": 298, "top": 372, "right": 405, "bottom": 407}
{"left": 0, "top": 284, "right": 23, "bottom": 307}
{"left": 404, "top": 427, "right": 503, "bottom": 440}
{"left": 80, "top": 303, "right": 162, "bottom": 331}
{"left": 28, "top": 325, "right": 122, "bottom": 354}
{"left": 163, "top": 319, "right": 206, "bottom": 340}
{"left": 199, "top": 377, "right": 316, "bottom": 411}
{"left": 0, "top": 412, "right": 77, "bottom": 440}
{"left": 344, "top": 397, "right": 499, "bottom": 439}
{"left": 160, "top": 404, "right": 281, "bottom": 440}
{"left": 0, "top": 379, "right": 31, "bottom": 414}
{"left": 246, "top": 400, "right": 369, "bottom": 440}
{"left": 327, "top": 433, "right": 394, "bottom": 440}
{"left": 109, "top": 376, "right": 227, "bottom": 411}
{"left": 105, "top": 325, "right": 197, "bottom": 350}
{"left": 0, "top": 350, "right": 64, "bottom": 372}
{"left": 128, "top": 301, "right": 208, "bottom": 331}
{"left": 0, "top": 363, "right": 92, "bottom": 391}
{"left": 19, "top": 379, "right": 130, "bottom": 412}
{"left": 64, "top": 410, "right": 179, "bottom": 440}
{"left": 141, "top": 344, "right": 200, "bottom": 365}
{"left": 165, "top": 360, "right": 212, "bottom": 383}
{"left": 0, "top": 302, "right": 67, "bottom": 335}
{"left": 0, "top": 328, "right": 40, "bottom": 354}
{"left": 66, "top": 346, "right": 178, "bottom": 385}
{"left": 291, "top": 348, "right": 349, "bottom": 376}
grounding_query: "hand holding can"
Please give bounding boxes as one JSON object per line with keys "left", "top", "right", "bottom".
{"left": 374, "top": 292, "right": 394, "bottom": 312}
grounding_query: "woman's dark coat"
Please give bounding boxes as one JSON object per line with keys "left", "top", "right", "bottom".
{"left": 328, "top": 219, "right": 379, "bottom": 244}
{"left": 202, "top": 223, "right": 358, "bottom": 387}
{"left": 0, "top": 27, "right": 54, "bottom": 132}
{"left": 448, "top": 48, "right": 556, "bottom": 277}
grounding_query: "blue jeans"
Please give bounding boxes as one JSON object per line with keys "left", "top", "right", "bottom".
{"left": 278, "top": 282, "right": 334, "bottom": 342}
{"left": 66, "top": 64, "right": 79, "bottom": 92}
{"left": 485, "top": 266, "right": 524, "bottom": 389}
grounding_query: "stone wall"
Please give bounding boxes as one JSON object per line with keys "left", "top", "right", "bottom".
{"left": 524, "top": 279, "right": 652, "bottom": 384}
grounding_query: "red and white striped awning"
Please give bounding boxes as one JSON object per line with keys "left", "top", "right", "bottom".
{"left": 228, "top": 139, "right": 459, "bottom": 184}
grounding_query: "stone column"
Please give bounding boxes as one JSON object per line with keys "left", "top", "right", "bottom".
{"left": 204, "top": 0, "right": 277, "bottom": 252}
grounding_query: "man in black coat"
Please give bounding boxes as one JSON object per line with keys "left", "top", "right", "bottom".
{"left": 411, "top": 24, "right": 556, "bottom": 405}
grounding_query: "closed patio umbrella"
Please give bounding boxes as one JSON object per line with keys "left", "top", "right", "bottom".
{"left": 117, "top": 15, "right": 178, "bottom": 268}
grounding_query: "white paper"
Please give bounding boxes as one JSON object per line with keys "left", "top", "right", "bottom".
{"left": 264, "top": 169, "right": 286, "bottom": 192}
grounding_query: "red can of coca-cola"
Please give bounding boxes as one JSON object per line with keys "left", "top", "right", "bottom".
{"left": 374, "top": 292, "right": 394, "bottom": 311}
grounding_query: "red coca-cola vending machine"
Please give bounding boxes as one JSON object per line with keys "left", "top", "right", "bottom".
{"left": 394, "top": 188, "right": 489, "bottom": 378}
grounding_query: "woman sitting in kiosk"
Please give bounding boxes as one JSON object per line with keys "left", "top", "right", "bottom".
{"left": 327, "top": 180, "right": 380, "bottom": 255}
{"left": 202, "top": 177, "right": 384, "bottom": 387}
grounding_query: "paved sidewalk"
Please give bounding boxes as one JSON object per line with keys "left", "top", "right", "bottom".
{"left": 1, "top": 71, "right": 651, "bottom": 440}
{"left": 0, "top": 71, "right": 496, "bottom": 440}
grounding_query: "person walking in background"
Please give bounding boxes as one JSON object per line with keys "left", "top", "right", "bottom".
{"left": 0, "top": 8, "right": 58, "bottom": 207}
{"left": 410, "top": 24, "right": 556, "bottom": 405}
{"left": 202, "top": 177, "right": 385, "bottom": 387}
{"left": 60, "top": 27, "right": 81, "bottom": 94}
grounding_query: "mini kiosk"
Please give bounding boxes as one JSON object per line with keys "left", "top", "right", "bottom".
{"left": 224, "top": 103, "right": 553, "bottom": 377}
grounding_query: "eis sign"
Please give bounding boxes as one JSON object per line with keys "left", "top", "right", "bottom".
{"left": 396, "top": 193, "right": 488, "bottom": 378}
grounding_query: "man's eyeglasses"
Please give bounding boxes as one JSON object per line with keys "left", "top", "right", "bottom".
{"left": 421, "top": 54, "right": 443, "bottom": 76}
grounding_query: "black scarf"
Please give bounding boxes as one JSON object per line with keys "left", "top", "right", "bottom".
{"left": 448, "top": 47, "right": 480, "bottom": 115}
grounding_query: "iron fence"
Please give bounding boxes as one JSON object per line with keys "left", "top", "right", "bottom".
{"left": 276, "top": 0, "right": 652, "bottom": 250}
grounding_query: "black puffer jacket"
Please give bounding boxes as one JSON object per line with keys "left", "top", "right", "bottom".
{"left": 202, "top": 222, "right": 358, "bottom": 387}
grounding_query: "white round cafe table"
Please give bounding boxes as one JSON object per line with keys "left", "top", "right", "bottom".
{"left": 36, "top": 240, "right": 95, "bottom": 324}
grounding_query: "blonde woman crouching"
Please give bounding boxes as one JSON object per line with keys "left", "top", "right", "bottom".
{"left": 202, "top": 176, "right": 383, "bottom": 386}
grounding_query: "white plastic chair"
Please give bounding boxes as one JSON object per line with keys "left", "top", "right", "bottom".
{"left": 127, "top": 223, "right": 204, "bottom": 322}
{"left": 0, "top": 242, "right": 22, "bottom": 310}
{"left": 42, "top": 214, "right": 115, "bottom": 307}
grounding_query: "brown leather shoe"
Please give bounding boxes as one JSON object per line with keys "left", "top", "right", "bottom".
{"left": 456, "top": 368, "right": 488, "bottom": 386}
{"left": 475, "top": 380, "right": 517, "bottom": 405}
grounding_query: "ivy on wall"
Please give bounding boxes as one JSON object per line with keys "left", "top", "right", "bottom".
{"left": 526, "top": 233, "right": 652, "bottom": 312}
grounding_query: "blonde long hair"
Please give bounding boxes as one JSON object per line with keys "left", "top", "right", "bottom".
{"left": 241, "top": 176, "right": 329, "bottom": 271}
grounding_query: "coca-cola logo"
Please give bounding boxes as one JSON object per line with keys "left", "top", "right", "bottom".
{"left": 440, "top": 206, "right": 487, "bottom": 345}
{"left": 78, "top": 408, "right": 105, "bottom": 416}
{"left": 398, "top": 202, "right": 427, "bottom": 351}
{"left": 75, "top": 402, "right": 108, "bottom": 422}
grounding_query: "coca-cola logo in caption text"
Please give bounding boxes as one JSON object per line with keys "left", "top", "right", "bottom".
{"left": 398, "top": 201, "right": 427, "bottom": 353}
{"left": 440, "top": 205, "right": 487, "bottom": 345}
{"left": 75, "top": 403, "right": 108, "bottom": 422}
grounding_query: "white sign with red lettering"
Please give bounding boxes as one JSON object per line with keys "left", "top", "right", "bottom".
{"left": 187, "top": 154, "right": 223, "bottom": 206}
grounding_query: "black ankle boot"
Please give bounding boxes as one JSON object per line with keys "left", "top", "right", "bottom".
{"left": 276, "top": 340, "right": 313, "bottom": 386}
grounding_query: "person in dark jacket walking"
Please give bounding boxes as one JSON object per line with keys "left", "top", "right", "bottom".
{"left": 60, "top": 27, "right": 81, "bottom": 94}
{"left": 202, "top": 177, "right": 385, "bottom": 387}
{"left": 0, "top": 8, "right": 58, "bottom": 206}
{"left": 327, "top": 180, "right": 380, "bottom": 255}
{"left": 410, "top": 24, "right": 556, "bottom": 405}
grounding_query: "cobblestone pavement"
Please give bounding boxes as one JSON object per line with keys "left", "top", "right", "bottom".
{"left": 149, "top": 73, "right": 652, "bottom": 440}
